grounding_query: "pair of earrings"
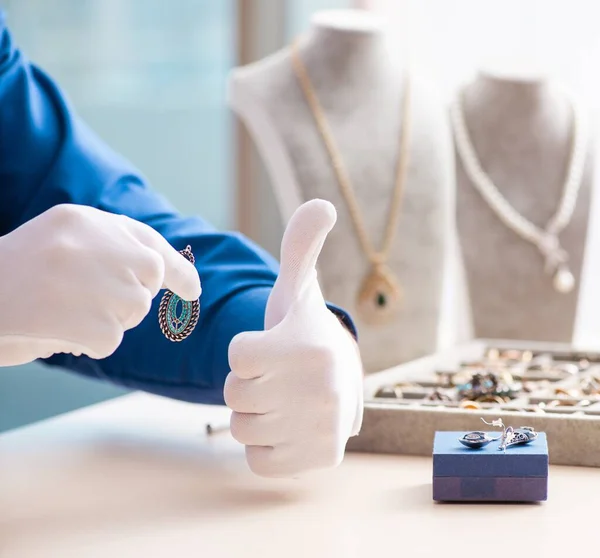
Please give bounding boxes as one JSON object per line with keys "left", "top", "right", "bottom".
{"left": 458, "top": 418, "right": 538, "bottom": 452}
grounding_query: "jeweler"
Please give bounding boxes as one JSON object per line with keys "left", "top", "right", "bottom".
{"left": 0, "top": 13, "right": 364, "bottom": 478}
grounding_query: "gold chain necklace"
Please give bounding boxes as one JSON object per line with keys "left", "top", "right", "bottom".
{"left": 291, "top": 41, "right": 411, "bottom": 324}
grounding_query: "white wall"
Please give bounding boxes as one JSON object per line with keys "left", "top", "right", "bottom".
{"left": 369, "top": 0, "right": 600, "bottom": 106}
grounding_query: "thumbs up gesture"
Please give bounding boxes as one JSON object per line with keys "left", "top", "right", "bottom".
{"left": 224, "top": 200, "right": 364, "bottom": 477}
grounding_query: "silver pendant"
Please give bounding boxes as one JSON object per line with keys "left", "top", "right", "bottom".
{"left": 158, "top": 245, "right": 200, "bottom": 342}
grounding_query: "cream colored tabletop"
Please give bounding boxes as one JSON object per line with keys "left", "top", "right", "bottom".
{"left": 1, "top": 393, "right": 598, "bottom": 558}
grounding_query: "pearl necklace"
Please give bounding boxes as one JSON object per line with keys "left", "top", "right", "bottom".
{"left": 451, "top": 88, "right": 588, "bottom": 294}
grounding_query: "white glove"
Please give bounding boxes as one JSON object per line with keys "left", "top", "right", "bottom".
{"left": 0, "top": 204, "right": 201, "bottom": 367}
{"left": 224, "top": 199, "right": 364, "bottom": 478}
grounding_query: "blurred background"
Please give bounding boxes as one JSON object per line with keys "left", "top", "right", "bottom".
{"left": 1, "top": 0, "right": 599, "bottom": 432}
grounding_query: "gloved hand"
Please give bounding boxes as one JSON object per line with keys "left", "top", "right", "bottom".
{"left": 0, "top": 204, "right": 200, "bottom": 367}
{"left": 224, "top": 199, "right": 364, "bottom": 477}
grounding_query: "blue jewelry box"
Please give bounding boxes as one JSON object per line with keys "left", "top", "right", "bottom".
{"left": 432, "top": 431, "right": 549, "bottom": 502}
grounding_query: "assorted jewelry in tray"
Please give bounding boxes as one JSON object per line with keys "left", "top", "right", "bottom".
{"left": 373, "top": 346, "right": 600, "bottom": 416}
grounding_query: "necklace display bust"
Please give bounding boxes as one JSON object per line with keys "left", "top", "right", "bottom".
{"left": 228, "top": 9, "right": 459, "bottom": 372}
{"left": 454, "top": 72, "right": 597, "bottom": 343}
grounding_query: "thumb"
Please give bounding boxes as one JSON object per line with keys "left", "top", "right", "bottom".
{"left": 277, "top": 199, "right": 337, "bottom": 301}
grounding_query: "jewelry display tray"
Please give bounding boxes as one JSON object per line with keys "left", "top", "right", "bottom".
{"left": 346, "top": 339, "right": 600, "bottom": 467}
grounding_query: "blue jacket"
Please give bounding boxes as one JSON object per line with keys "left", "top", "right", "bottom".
{"left": 0, "top": 14, "right": 354, "bottom": 404}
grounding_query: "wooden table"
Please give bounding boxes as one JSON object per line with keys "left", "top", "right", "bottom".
{"left": 1, "top": 393, "right": 598, "bottom": 558}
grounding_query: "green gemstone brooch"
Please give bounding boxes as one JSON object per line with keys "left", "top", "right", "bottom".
{"left": 158, "top": 245, "right": 200, "bottom": 342}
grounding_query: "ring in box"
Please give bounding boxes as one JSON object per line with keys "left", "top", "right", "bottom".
{"left": 432, "top": 430, "right": 549, "bottom": 502}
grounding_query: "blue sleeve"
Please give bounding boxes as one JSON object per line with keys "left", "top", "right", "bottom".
{"left": 0, "top": 15, "right": 356, "bottom": 405}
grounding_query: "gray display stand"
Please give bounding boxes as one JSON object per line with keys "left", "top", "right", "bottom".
{"left": 229, "top": 9, "right": 460, "bottom": 373}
